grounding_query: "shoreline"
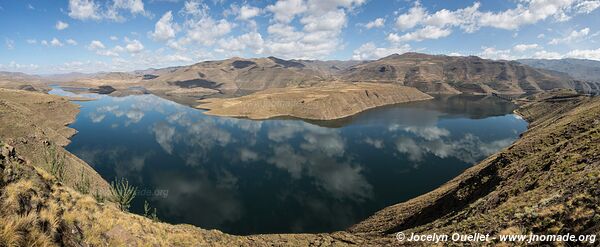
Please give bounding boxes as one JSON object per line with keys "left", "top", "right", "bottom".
{"left": 196, "top": 82, "right": 434, "bottom": 120}
{"left": 2, "top": 87, "right": 597, "bottom": 245}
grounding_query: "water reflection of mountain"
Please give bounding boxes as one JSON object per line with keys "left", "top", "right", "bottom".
{"left": 56, "top": 87, "right": 527, "bottom": 234}
{"left": 304, "top": 94, "right": 517, "bottom": 128}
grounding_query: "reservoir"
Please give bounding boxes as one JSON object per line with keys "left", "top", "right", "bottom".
{"left": 50, "top": 87, "right": 527, "bottom": 235}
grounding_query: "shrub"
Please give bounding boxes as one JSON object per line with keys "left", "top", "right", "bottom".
{"left": 109, "top": 178, "right": 136, "bottom": 212}
{"left": 93, "top": 189, "right": 105, "bottom": 203}
{"left": 143, "top": 200, "right": 159, "bottom": 222}
{"left": 74, "top": 168, "right": 91, "bottom": 195}
{"left": 44, "top": 145, "right": 65, "bottom": 182}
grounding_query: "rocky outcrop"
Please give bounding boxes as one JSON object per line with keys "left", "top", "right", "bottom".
{"left": 196, "top": 82, "right": 433, "bottom": 120}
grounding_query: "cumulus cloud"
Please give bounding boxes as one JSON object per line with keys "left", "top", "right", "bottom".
{"left": 576, "top": 0, "right": 600, "bottom": 13}
{"left": 66, "top": 39, "right": 78, "bottom": 45}
{"left": 50, "top": 38, "right": 64, "bottom": 47}
{"left": 150, "top": 11, "right": 178, "bottom": 41}
{"left": 266, "top": 0, "right": 307, "bottom": 23}
{"left": 513, "top": 43, "right": 540, "bottom": 52}
{"left": 238, "top": 5, "right": 261, "bottom": 20}
{"left": 532, "top": 50, "right": 563, "bottom": 59}
{"left": 395, "top": 2, "right": 427, "bottom": 31}
{"left": 68, "top": 0, "right": 149, "bottom": 21}
{"left": 68, "top": 0, "right": 101, "bottom": 20}
{"left": 388, "top": 0, "right": 598, "bottom": 43}
{"left": 479, "top": 46, "right": 514, "bottom": 60}
{"left": 388, "top": 26, "right": 452, "bottom": 42}
{"left": 567, "top": 48, "right": 600, "bottom": 60}
{"left": 181, "top": 1, "right": 234, "bottom": 46}
{"left": 55, "top": 21, "right": 69, "bottom": 30}
{"left": 352, "top": 42, "right": 411, "bottom": 60}
{"left": 218, "top": 32, "right": 264, "bottom": 54}
{"left": 87, "top": 40, "right": 105, "bottom": 50}
{"left": 364, "top": 18, "right": 385, "bottom": 29}
{"left": 549, "top": 27, "right": 590, "bottom": 44}
{"left": 125, "top": 38, "right": 144, "bottom": 53}
{"left": 260, "top": 0, "right": 366, "bottom": 59}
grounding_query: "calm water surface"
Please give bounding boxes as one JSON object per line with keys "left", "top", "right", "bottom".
{"left": 50, "top": 88, "right": 527, "bottom": 234}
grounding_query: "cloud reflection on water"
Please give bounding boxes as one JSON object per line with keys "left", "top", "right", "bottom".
{"left": 61, "top": 90, "right": 527, "bottom": 234}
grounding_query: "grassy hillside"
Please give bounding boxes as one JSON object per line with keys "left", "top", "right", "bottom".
{"left": 0, "top": 88, "right": 598, "bottom": 246}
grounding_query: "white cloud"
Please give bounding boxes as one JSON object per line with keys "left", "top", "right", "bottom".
{"left": 261, "top": 0, "right": 365, "bottom": 59}
{"left": 50, "top": 38, "right": 64, "bottom": 47}
{"left": 266, "top": 0, "right": 307, "bottom": 23}
{"left": 87, "top": 40, "right": 106, "bottom": 50}
{"left": 576, "top": 0, "right": 600, "bottom": 13}
{"left": 68, "top": 0, "right": 149, "bottom": 22}
{"left": 395, "top": 2, "right": 426, "bottom": 31}
{"left": 218, "top": 32, "right": 264, "bottom": 53}
{"left": 478, "top": 1, "right": 575, "bottom": 30}
{"left": 238, "top": 5, "right": 261, "bottom": 20}
{"left": 532, "top": 50, "right": 563, "bottom": 59}
{"left": 0, "top": 61, "right": 39, "bottom": 72}
{"left": 66, "top": 39, "right": 78, "bottom": 45}
{"left": 181, "top": 1, "right": 234, "bottom": 46}
{"left": 364, "top": 18, "right": 385, "bottom": 29}
{"left": 479, "top": 46, "right": 514, "bottom": 60}
{"left": 68, "top": 0, "right": 101, "bottom": 20}
{"left": 55, "top": 21, "right": 69, "bottom": 30}
{"left": 387, "top": 0, "right": 598, "bottom": 45}
{"left": 388, "top": 26, "right": 451, "bottom": 42}
{"left": 513, "top": 43, "right": 540, "bottom": 52}
{"left": 150, "top": 11, "right": 177, "bottom": 41}
{"left": 112, "top": 0, "right": 146, "bottom": 15}
{"left": 352, "top": 42, "right": 411, "bottom": 60}
{"left": 567, "top": 48, "right": 600, "bottom": 60}
{"left": 549, "top": 27, "right": 590, "bottom": 44}
{"left": 110, "top": 36, "right": 119, "bottom": 41}
{"left": 125, "top": 38, "right": 144, "bottom": 53}
{"left": 26, "top": 39, "right": 37, "bottom": 44}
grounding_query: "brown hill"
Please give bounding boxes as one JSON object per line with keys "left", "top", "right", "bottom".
{"left": 341, "top": 53, "right": 594, "bottom": 95}
{"left": 144, "top": 56, "right": 330, "bottom": 94}
{"left": 197, "top": 82, "right": 433, "bottom": 120}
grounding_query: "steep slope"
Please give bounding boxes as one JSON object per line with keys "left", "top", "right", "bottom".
{"left": 0, "top": 89, "right": 110, "bottom": 196}
{"left": 341, "top": 53, "right": 592, "bottom": 95}
{"left": 0, "top": 88, "right": 598, "bottom": 246}
{"left": 350, "top": 92, "right": 600, "bottom": 245}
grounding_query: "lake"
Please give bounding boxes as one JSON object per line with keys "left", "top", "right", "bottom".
{"left": 50, "top": 87, "right": 527, "bottom": 235}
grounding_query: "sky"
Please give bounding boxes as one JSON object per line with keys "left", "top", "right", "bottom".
{"left": 1, "top": 0, "right": 600, "bottom": 74}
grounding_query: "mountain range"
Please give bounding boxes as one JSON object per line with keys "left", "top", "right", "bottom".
{"left": 2, "top": 53, "right": 600, "bottom": 98}
{"left": 517, "top": 58, "right": 600, "bottom": 82}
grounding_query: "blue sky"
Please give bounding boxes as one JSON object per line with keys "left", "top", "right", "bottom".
{"left": 1, "top": 0, "right": 599, "bottom": 74}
